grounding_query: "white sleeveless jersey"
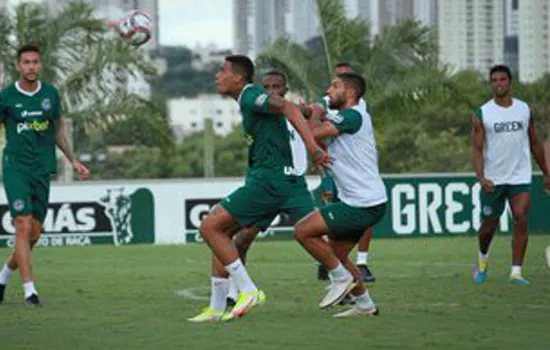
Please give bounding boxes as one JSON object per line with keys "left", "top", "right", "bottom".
{"left": 479, "top": 98, "right": 532, "bottom": 185}
{"left": 326, "top": 102, "right": 387, "bottom": 207}
{"left": 286, "top": 121, "right": 308, "bottom": 176}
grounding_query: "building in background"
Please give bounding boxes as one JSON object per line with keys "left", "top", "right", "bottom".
{"left": 169, "top": 95, "right": 241, "bottom": 140}
{"left": 438, "top": 0, "right": 504, "bottom": 74}
{"left": 518, "top": 0, "right": 550, "bottom": 82}
{"left": 504, "top": 0, "right": 519, "bottom": 74}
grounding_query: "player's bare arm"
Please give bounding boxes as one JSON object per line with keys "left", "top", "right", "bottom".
{"left": 266, "top": 95, "right": 330, "bottom": 170}
{"left": 55, "top": 117, "right": 90, "bottom": 180}
{"left": 527, "top": 109, "right": 550, "bottom": 191}
{"left": 471, "top": 115, "right": 493, "bottom": 193}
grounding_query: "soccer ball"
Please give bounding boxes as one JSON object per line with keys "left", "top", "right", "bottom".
{"left": 115, "top": 10, "right": 153, "bottom": 46}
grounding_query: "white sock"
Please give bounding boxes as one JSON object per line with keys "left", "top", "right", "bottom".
{"left": 227, "top": 276, "right": 238, "bottom": 301}
{"left": 356, "top": 252, "right": 368, "bottom": 265}
{"left": 224, "top": 259, "right": 257, "bottom": 294}
{"left": 328, "top": 262, "right": 352, "bottom": 282}
{"left": 23, "top": 281, "right": 37, "bottom": 298}
{"left": 511, "top": 265, "right": 522, "bottom": 276}
{"left": 209, "top": 277, "right": 229, "bottom": 312}
{"left": 354, "top": 290, "right": 375, "bottom": 310}
{"left": 0, "top": 264, "right": 15, "bottom": 285}
{"left": 478, "top": 250, "right": 489, "bottom": 261}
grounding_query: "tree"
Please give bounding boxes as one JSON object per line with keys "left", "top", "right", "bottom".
{"left": 0, "top": 1, "right": 169, "bottom": 152}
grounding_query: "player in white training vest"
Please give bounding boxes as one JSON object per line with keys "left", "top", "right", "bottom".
{"left": 472, "top": 65, "right": 550, "bottom": 285}
{"left": 295, "top": 72, "right": 386, "bottom": 317}
{"left": 313, "top": 63, "right": 377, "bottom": 283}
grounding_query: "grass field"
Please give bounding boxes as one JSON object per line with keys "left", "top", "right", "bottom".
{"left": 0, "top": 235, "right": 549, "bottom": 350}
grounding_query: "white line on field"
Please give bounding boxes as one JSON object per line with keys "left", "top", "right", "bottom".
{"left": 174, "top": 288, "right": 550, "bottom": 311}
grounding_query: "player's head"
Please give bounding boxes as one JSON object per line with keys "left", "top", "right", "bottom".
{"left": 16, "top": 44, "right": 41, "bottom": 83}
{"left": 262, "top": 70, "right": 288, "bottom": 98}
{"left": 217, "top": 55, "right": 254, "bottom": 96}
{"left": 334, "top": 62, "right": 354, "bottom": 76}
{"left": 489, "top": 64, "right": 512, "bottom": 98}
{"left": 327, "top": 72, "right": 366, "bottom": 109}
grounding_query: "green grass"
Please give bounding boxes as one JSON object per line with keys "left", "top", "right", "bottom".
{"left": 1, "top": 236, "right": 549, "bottom": 350}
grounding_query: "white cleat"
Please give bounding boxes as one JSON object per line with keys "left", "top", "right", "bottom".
{"left": 319, "top": 277, "right": 356, "bottom": 309}
{"left": 333, "top": 304, "right": 379, "bottom": 318}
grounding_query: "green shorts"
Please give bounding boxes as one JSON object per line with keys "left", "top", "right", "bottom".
{"left": 221, "top": 175, "right": 315, "bottom": 230}
{"left": 3, "top": 166, "right": 51, "bottom": 223}
{"left": 480, "top": 184, "right": 530, "bottom": 218}
{"left": 320, "top": 201, "right": 386, "bottom": 242}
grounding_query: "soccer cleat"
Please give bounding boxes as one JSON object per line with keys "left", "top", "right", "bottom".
{"left": 317, "top": 264, "right": 329, "bottom": 281}
{"left": 509, "top": 275, "right": 530, "bottom": 285}
{"left": 472, "top": 260, "right": 488, "bottom": 285}
{"left": 0, "top": 283, "right": 5, "bottom": 304}
{"left": 25, "top": 294, "right": 41, "bottom": 307}
{"left": 319, "top": 277, "right": 356, "bottom": 309}
{"left": 333, "top": 304, "right": 379, "bottom": 318}
{"left": 221, "top": 289, "right": 266, "bottom": 322}
{"left": 187, "top": 307, "right": 224, "bottom": 323}
{"left": 358, "top": 264, "right": 376, "bottom": 283}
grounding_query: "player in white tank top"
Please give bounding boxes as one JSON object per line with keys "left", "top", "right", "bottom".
{"left": 295, "top": 72, "right": 384, "bottom": 317}
{"left": 313, "top": 63, "right": 378, "bottom": 284}
{"left": 471, "top": 65, "right": 550, "bottom": 285}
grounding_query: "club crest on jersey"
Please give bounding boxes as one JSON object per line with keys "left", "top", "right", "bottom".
{"left": 482, "top": 206, "right": 493, "bottom": 216}
{"left": 41, "top": 98, "right": 51, "bottom": 111}
{"left": 254, "top": 93, "right": 268, "bottom": 107}
{"left": 13, "top": 199, "right": 25, "bottom": 211}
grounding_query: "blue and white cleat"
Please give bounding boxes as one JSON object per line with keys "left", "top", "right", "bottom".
{"left": 509, "top": 275, "right": 530, "bottom": 285}
{"left": 472, "top": 260, "right": 488, "bottom": 285}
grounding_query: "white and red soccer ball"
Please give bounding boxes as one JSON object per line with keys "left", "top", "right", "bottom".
{"left": 113, "top": 10, "right": 153, "bottom": 46}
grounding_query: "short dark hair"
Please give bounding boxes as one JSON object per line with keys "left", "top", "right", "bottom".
{"left": 17, "top": 44, "right": 41, "bottom": 61}
{"left": 263, "top": 70, "right": 287, "bottom": 84}
{"left": 225, "top": 55, "right": 254, "bottom": 83}
{"left": 336, "top": 72, "right": 366, "bottom": 101}
{"left": 335, "top": 61, "right": 353, "bottom": 70}
{"left": 489, "top": 64, "right": 512, "bottom": 81}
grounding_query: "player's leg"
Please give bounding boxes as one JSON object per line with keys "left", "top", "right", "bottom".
{"left": 508, "top": 187, "right": 531, "bottom": 284}
{"left": 294, "top": 210, "right": 356, "bottom": 308}
{"left": 189, "top": 222, "right": 243, "bottom": 322}
{"left": 198, "top": 182, "right": 275, "bottom": 320}
{"left": 330, "top": 240, "right": 378, "bottom": 317}
{"left": 226, "top": 224, "right": 263, "bottom": 308}
{"left": 473, "top": 186, "right": 506, "bottom": 284}
{"left": 356, "top": 227, "right": 375, "bottom": 282}
{"left": 0, "top": 168, "right": 41, "bottom": 305}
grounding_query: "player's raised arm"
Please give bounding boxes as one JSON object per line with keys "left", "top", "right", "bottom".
{"left": 527, "top": 109, "right": 550, "bottom": 191}
{"left": 471, "top": 113, "right": 493, "bottom": 193}
{"left": 266, "top": 95, "right": 331, "bottom": 170}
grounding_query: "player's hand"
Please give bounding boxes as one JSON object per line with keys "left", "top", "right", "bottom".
{"left": 311, "top": 104, "right": 327, "bottom": 121}
{"left": 479, "top": 177, "right": 494, "bottom": 193}
{"left": 310, "top": 145, "right": 332, "bottom": 173}
{"left": 72, "top": 159, "right": 90, "bottom": 180}
{"left": 544, "top": 175, "right": 550, "bottom": 194}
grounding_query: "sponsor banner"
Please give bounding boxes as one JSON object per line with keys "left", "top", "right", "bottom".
{"left": 0, "top": 174, "right": 548, "bottom": 246}
{"left": 0, "top": 186, "right": 155, "bottom": 247}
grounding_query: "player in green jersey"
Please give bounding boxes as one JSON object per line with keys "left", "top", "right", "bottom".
{"left": 0, "top": 45, "right": 89, "bottom": 306}
{"left": 190, "top": 55, "right": 328, "bottom": 322}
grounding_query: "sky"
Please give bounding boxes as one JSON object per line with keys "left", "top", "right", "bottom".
{"left": 8, "top": 0, "right": 234, "bottom": 49}
{"left": 159, "top": 0, "right": 233, "bottom": 49}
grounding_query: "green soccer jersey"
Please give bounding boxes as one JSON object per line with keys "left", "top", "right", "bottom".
{"left": 0, "top": 81, "right": 61, "bottom": 174}
{"left": 238, "top": 84, "right": 298, "bottom": 178}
